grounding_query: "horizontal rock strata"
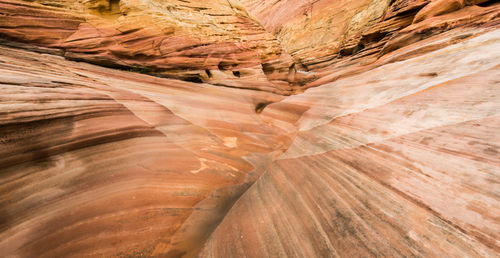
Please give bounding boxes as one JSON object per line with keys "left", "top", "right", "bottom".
{"left": 0, "top": 0, "right": 298, "bottom": 92}
{"left": 240, "top": 0, "right": 500, "bottom": 74}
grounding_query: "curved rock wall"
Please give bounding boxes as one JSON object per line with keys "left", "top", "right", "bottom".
{"left": 200, "top": 27, "right": 500, "bottom": 257}
{"left": 0, "top": 0, "right": 499, "bottom": 257}
{"left": 0, "top": 44, "right": 303, "bottom": 256}
{"left": 0, "top": 0, "right": 297, "bottom": 92}
{"left": 239, "top": 0, "right": 392, "bottom": 60}
{"left": 240, "top": 0, "right": 500, "bottom": 72}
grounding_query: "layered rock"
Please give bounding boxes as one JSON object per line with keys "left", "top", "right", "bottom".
{"left": 239, "top": 0, "right": 393, "bottom": 63}
{"left": 240, "top": 0, "right": 500, "bottom": 73}
{"left": 0, "top": 0, "right": 298, "bottom": 92}
{"left": 0, "top": 44, "right": 302, "bottom": 257}
{"left": 200, "top": 27, "right": 500, "bottom": 257}
{"left": 0, "top": 0, "right": 499, "bottom": 257}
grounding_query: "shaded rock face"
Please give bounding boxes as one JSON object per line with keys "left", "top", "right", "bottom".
{"left": 239, "top": 0, "right": 500, "bottom": 72}
{"left": 0, "top": 0, "right": 499, "bottom": 257}
{"left": 239, "top": 0, "right": 394, "bottom": 62}
{"left": 0, "top": 0, "right": 298, "bottom": 93}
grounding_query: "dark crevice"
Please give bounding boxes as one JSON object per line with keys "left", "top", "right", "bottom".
{"left": 205, "top": 69, "right": 212, "bottom": 78}
{"left": 218, "top": 61, "right": 236, "bottom": 70}
{"left": 232, "top": 70, "right": 241, "bottom": 77}
{"left": 261, "top": 63, "right": 275, "bottom": 75}
{"left": 477, "top": 0, "right": 499, "bottom": 7}
{"left": 183, "top": 76, "right": 204, "bottom": 83}
{"left": 255, "top": 102, "right": 271, "bottom": 113}
{"left": 352, "top": 43, "right": 365, "bottom": 55}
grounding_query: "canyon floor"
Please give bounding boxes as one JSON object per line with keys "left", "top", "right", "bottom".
{"left": 0, "top": 0, "right": 499, "bottom": 257}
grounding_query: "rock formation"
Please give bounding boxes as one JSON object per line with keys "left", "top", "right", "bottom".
{"left": 0, "top": 0, "right": 299, "bottom": 92}
{"left": 0, "top": 0, "right": 499, "bottom": 257}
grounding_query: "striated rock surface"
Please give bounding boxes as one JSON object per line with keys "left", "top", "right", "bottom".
{"left": 240, "top": 0, "right": 500, "bottom": 72}
{"left": 0, "top": 0, "right": 298, "bottom": 92}
{"left": 0, "top": 0, "right": 499, "bottom": 257}
{"left": 200, "top": 27, "right": 500, "bottom": 257}
{"left": 0, "top": 44, "right": 300, "bottom": 257}
{"left": 239, "top": 0, "right": 394, "bottom": 62}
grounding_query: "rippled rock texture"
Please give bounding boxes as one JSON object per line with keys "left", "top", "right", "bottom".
{"left": 1, "top": 0, "right": 499, "bottom": 257}
{"left": 0, "top": 0, "right": 298, "bottom": 92}
{"left": 240, "top": 0, "right": 500, "bottom": 72}
{"left": 201, "top": 28, "right": 500, "bottom": 258}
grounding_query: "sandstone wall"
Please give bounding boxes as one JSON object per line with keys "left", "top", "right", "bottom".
{"left": 240, "top": 0, "right": 500, "bottom": 72}
{"left": 0, "top": 0, "right": 298, "bottom": 92}
{"left": 0, "top": 0, "right": 499, "bottom": 257}
{"left": 0, "top": 44, "right": 299, "bottom": 256}
{"left": 200, "top": 27, "right": 500, "bottom": 257}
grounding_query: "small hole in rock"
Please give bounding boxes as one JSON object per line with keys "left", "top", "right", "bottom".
{"left": 205, "top": 69, "right": 212, "bottom": 78}
{"left": 352, "top": 43, "right": 365, "bottom": 54}
{"left": 255, "top": 102, "right": 271, "bottom": 114}
{"left": 232, "top": 71, "right": 241, "bottom": 77}
{"left": 184, "top": 76, "right": 203, "bottom": 83}
{"left": 218, "top": 61, "right": 234, "bottom": 70}
{"left": 262, "top": 63, "right": 275, "bottom": 75}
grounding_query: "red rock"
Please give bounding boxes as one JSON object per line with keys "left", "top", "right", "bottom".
{"left": 413, "top": 0, "right": 467, "bottom": 23}
{"left": 0, "top": 0, "right": 499, "bottom": 257}
{"left": 200, "top": 28, "right": 500, "bottom": 257}
{"left": 0, "top": 0, "right": 297, "bottom": 91}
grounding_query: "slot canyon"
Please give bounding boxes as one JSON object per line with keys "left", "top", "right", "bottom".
{"left": 0, "top": 0, "right": 499, "bottom": 257}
